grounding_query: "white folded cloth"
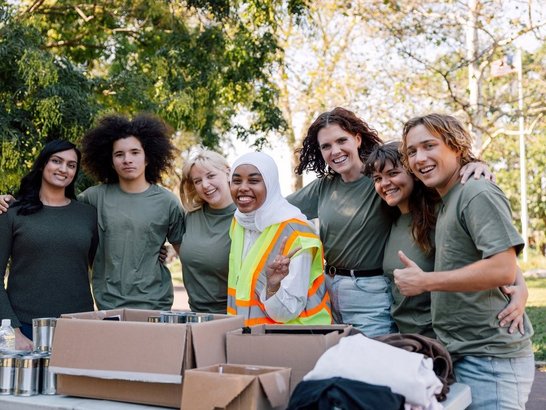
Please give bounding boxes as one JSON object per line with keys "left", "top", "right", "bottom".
{"left": 303, "top": 334, "right": 443, "bottom": 409}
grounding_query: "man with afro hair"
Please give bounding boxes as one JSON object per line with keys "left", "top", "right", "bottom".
{"left": 79, "top": 113, "right": 183, "bottom": 310}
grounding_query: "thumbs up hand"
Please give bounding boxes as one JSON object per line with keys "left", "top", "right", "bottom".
{"left": 393, "top": 250, "right": 427, "bottom": 296}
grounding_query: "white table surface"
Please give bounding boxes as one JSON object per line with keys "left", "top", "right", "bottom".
{"left": 0, "top": 382, "right": 471, "bottom": 409}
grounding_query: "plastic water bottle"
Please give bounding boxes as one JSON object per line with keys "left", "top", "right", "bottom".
{"left": 0, "top": 319, "right": 16, "bottom": 351}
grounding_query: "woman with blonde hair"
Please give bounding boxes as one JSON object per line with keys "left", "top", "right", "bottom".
{"left": 179, "top": 148, "right": 235, "bottom": 313}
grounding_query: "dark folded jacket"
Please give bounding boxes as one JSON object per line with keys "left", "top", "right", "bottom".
{"left": 288, "top": 377, "right": 405, "bottom": 410}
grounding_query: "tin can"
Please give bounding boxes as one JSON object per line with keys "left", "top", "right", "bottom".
{"left": 159, "top": 311, "right": 181, "bottom": 323}
{"left": 147, "top": 316, "right": 161, "bottom": 323}
{"left": 32, "top": 318, "right": 57, "bottom": 353}
{"left": 0, "top": 353, "right": 17, "bottom": 395}
{"left": 186, "top": 313, "right": 214, "bottom": 323}
{"left": 40, "top": 354, "right": 56, "bottom": 395}
{"left": 14, "top": 354, "right": 41, "bottom": 396}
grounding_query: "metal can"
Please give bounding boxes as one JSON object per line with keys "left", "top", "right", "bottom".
{"left": 147, "top": 316, "right": 161, "bottom": 323}
{"left": 40, "top": 354, "right": 56, "bottom": 395}
{"left": 0, "top": 353, "right": 17, "bottom": 395}
{"left": 32, "top": 318, "right": 57, "bottom": 353}
{"left": 14, "top": 354, "right": 41, "bottom": 396}
{"left": 159, "top": 311, "right": 181, "bottom": 323}
{"left": 185, "top": 313, "right": 214, "bottom": 323}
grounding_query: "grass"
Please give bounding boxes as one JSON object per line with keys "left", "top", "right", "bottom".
{"left": 527, "top": 277, "right": 546, "bottom": 362}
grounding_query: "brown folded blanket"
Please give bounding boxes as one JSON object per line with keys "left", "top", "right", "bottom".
{"left": 373, "top": 333, "right": 455, "bottom": 402}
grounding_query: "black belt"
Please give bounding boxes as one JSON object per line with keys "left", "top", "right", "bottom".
{"left": 325, "top": 265, "right": 383, "bottom": 278}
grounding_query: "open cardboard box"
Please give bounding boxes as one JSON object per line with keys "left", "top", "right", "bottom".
{"left": 226, "top": 324, "right": 353, "bottom": 393}
{"left": 50, "top": 309, "right": 244, "bottom": 408}
{"left": 181, "top": 364, "right": 291, "bottom": 410}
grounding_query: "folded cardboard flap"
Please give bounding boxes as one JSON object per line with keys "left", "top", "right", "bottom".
{"left": 191, "top": 317, "right": 244, "bottom": 368}
{"left": 181, "top": 364, "right": 290, "bottom": 410}
{"left": 51, "top": 317, "right": 187, "bottom": 380}
{"left": 226, "top": 324, "right": 352, "bottom": 393}
{"left": 61, "top": 308, "right": 161, "bottom": 322}
{"left": 255, "top": 368, "right": 291, "bottom": 408}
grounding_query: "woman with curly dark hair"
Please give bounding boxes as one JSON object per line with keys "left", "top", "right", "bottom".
{"left": 0, "top": 140, "right": 96, "bottom": 349}
{"left": 286, "top": 107, "right": 496, "bottom": 337}
{"left": 287, "top": 107, "right": 396, "bottom": 336}
{"left": 78, "top": 113, "right": 184, "bottom": 310}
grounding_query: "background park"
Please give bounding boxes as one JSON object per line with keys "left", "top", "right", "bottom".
{"left": 1, "top": 0, "right": 545, "bottom": 363}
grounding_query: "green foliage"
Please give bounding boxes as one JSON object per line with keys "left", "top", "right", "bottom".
{"left": 14, "top": 0, "right": 289, "bottom": 149}
{"left": 0, "top": 15, "right": 96, "bottom": 193}
{"left": 528, "top": 305, "right": 546, "bottom": 361}
{"left": 523, "top": 275, "right": 546, "bottom": 361}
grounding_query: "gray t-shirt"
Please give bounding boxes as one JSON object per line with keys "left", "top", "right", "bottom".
{"left": 0, "top": 201, "right": 97, "bottom": 326}
{"left": 433, "top": 178, "right": 533, "bottom": 358}
{"left": 287, "top": 174, "right": 394, "bottom": 269}
{"left": 79, "top": 184, "right": 184, "bottom": 310}
{"left": 383, "top": 213, "right": 435, "bottom": 337}
{"left": 179, "top": 203, "right": 235, "bottom": 313}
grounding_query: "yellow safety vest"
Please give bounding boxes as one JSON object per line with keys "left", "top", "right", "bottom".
{"left": 227, "top": 218, "right": 331, "bottom": 326}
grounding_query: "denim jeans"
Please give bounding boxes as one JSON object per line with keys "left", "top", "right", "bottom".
{"left": 454, "top": 354, "right": 535, "bottom": 409}
{"left": 326, "top": 273, "right": 396, "bottom": 337}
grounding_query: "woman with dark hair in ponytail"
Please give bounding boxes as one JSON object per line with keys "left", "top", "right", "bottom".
{"left": 0, "top": 140, "right": 97, "bottom": 350}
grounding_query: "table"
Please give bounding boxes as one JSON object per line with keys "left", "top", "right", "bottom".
{"left": 0, "top": 383, "right": 471, "bottom": 409}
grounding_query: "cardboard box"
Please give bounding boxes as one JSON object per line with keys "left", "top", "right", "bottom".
{"left": 226, "top": 324, "right": 352, "bottom": 393}
{"left": 50, "top": 309, "right": 244, "bottom": 408}
{"left": 181, "top": 364, "right": 291, "bottom": 410}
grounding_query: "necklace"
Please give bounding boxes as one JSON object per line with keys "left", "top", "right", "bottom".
{"left": 41, "top": 198, "right": 71, "bottom": 207}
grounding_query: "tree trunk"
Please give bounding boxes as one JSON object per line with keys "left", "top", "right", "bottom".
{"left": 466, "top": 0, "right": 483, "bottom": 149}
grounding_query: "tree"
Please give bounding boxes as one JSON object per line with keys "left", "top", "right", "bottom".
{"left": 0, "top": 5, "right": 97, "bottom": 192}
{"left": 356, "top": 0, "right": 546, "bottom": 253}
{"left": 273, "top": 0, "right": 375, "bottom": 190}
{"left": 14, "top": 0, "right": 294, "bottom": 147}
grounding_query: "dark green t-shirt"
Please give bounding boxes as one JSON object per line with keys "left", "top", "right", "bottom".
{"left": 433, "top": 178, "right": 533, "bottom": 358}
{"left": 0, "top": 201, "right": 97, "bottom": 326}
{"left": 79, "top": 184, "right": 184, "bottom": 311}
{"left": 179, "top": 203, "right": 235, "bottom": 313}
{"left": 383, "top": 213, "right": 435, "bottom": 337}
{"left": 287, "top": 174, "right": 394, "bottom": 270}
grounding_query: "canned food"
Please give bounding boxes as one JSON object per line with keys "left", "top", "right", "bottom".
{"left": 32, "top": 318, "right": 57, "bottom": 353}
{"left": 0, "top": 353, "right": 17, "bottom": 395}
{"left": 185, "top": 314, "right": 214, "bottom": 323}
{"left": 40, "top": 354, "right": 56, "bottom": 395}
{"left": 14, "top": 354, "right": 41, "bottom": 396}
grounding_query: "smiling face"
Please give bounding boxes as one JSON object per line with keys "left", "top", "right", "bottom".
{"left": 405, "top": 124, "right": 461, "bottom": 196}
{"left": 372, "top": 160, "right": 414, "bottom": 213}
{"left": 112, "top": 136, "right": 147, "bottom": 184}
{"left": 317, "top": 124, "right": 363, "bottom": 182}
{"left": 230, "top": 164, "right": 267, "bottom": 213}
{"left": 41, "top": 149, "right": 79, "bottom": 191}
{"left": 190, "top": 162, "right": 232, "bottom": 209}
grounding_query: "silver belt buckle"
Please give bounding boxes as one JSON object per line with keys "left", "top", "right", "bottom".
{"left": 327, "top": 265, "right": 336, "bottom": 277}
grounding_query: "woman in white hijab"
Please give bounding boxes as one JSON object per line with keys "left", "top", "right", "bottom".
{"left": 227, "top": 152, "right": 331, "bottom": 325}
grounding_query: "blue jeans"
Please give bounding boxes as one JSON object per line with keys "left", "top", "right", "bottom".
{"left": 326, "top": 273, "right": 396, "bottom": 337}
{"left": 454, "top": 355, "right": 535, "bottom": 409}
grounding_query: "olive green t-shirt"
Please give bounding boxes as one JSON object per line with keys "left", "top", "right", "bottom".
{"left": 287, "top": 174, "right": 394, "bottom": 270}
{"left": 433, "top": 178, "right": 533, "bottom": 358}
{"left": 383, "top": 213, "right": 435, "bottom": 337}
{"left": 79, "top": 184, "right": 184, "bottom": 310}
{"left": 179, "top": 203, "right": 235, "bottom": 314}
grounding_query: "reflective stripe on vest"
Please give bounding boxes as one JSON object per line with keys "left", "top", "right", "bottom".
{"left": 227, "top": 218, "right": 331, "bottom": 325}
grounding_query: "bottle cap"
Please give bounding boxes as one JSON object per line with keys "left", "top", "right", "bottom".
{"left": 1, "top": 319, "right": 11, "bottom": 327}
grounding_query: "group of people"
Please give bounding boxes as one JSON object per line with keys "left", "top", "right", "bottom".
{"left": 0, "top": 107, "right": 535, "bottom": 409}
